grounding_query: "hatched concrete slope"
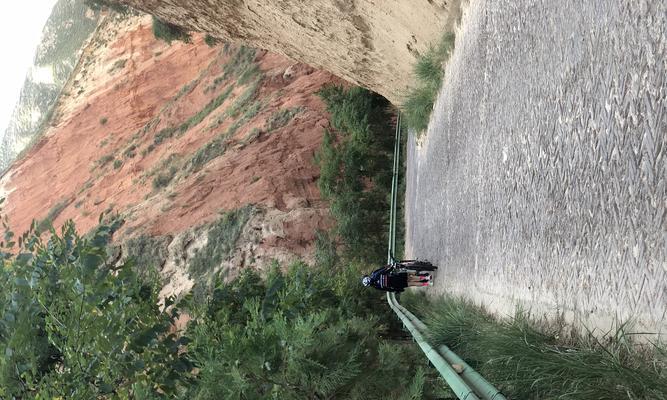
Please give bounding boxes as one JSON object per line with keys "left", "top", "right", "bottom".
{"left": 406, "top": 0, "right": 667, "bottom": 338}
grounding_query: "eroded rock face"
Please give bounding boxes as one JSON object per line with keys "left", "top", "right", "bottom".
{"left": 115, "top": 0, "right": 459, "bottom": 104}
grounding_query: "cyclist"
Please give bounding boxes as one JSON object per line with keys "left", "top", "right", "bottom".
{"left": 361, "top": 264, "right": 432, "bottom": 293}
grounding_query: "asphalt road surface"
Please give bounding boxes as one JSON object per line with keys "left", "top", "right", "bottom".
{"left": 405, "top": 0, "right": 667, "bottom": 338}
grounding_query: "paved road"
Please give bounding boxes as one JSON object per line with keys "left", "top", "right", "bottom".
{"left": 406, "top": 0, "right": 667, "bottom": 338}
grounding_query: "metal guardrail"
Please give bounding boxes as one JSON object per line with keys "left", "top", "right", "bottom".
{"left": 385, "top": 114, "right": 506, "bottom": 400}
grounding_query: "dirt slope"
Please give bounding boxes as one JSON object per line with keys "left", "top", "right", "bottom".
{"left": 0, "top": 14, "right": 342, "bottom": 287}
{"left": 114, "top": 0, "right": 462, "bottom": 105}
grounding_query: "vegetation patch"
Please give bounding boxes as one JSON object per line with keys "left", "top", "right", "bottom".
{"left": 108, "top": 58, "right": 127, "bottom": 73}
{"left": 99, "top": 116, "right": 108, "bottom": 125}
{"left": 151, "top": 16, "right": 191, "bottom": 44}
{"left": 95, "top": 154, "right": 114, "bottom": 168}
{"left": 222, "top": 46, "right": 259, "bottom": 82}
{"left": 188, "top": 206, "right": 255, "bottom": 279}
{"left": 316, "top": 85, "right": 398, "bottom": 262}
{"left": 0, "top": 214, "right": 446, "bottom": 398}
{"left": 112, "top": 159, "right": 122, "bottom": 170}
{"left": 123, "top": 144, "right": 137, "bottom": 159}
{"left": 187, "top": 136, "right": 227, "bottom": 172}
{"left": 402, "top": 32, "right": 455, "bottom": 134}
{"left": 226, "top": 79, "right": 261, "bottom": 118}
{"left": 34, "top": 199, "right": 70, "bottom": 234}
{"left": 149, "top": 154, "right": 182, "bottom": 190}
{"left": 403, "top": 292, "right": 667, "bottom": 399}
{"left": 265, "top": 106, "right": 303, "bottom": 132}
{"left": 178, "top": 85, "right": 235, "bottom": 134}
{"left": 204, "top": 34, "right": 221, "bottom": 47}
{"left": 123, "top": 234, "right": 172, "bottom": 278}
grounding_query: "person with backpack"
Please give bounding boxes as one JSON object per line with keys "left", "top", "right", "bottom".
{"left": 361, "top": 264, "right": 432, "bottom": 293}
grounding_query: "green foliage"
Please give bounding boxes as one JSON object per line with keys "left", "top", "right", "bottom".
{"left": 84, "top": 0, "right": 130, "bottom": 14}
{"left": 34, "top": 199, "right": 70, "bottom": 234}
{"left": 96, "top": 154, "right": 114, "bottom": 168}
{"left": 314, "top": 230, "right": 338, "bottom": 269}
{"left": 153, "top": 166, "right": 177, "bottom": 189}
{"left": 99, "top": 116, "right": 108, "bottom": 125}
{"left": 188, "top": 206, "right": 255, "bottom": 279}
{"left": 204, "top": 35, "right": 221, "bottom": 47}
{"left": 153, "top": 126, "right": 177, "bottom": 146}
{"left": 265, "top": 106, "right": 303, "bottom": 132}
{"left": 222, "top": 46, "right": 259, "bottom": 82}
{"left": 0, "top": 218, "right": 193, "bottom": 398}
{"left": 187, "top": 136, "right": 227, "bottom": 172}
{"left": 123, "top": 144, "right": 137, "bottom": 159}
{"left": 316, "top": 85, "right": 396, "bottom": 263}
{"left": 113, "top": 159, "right": 123, "bottom": 169}
{"left": 152, "top": 16, "right": 191, "bottom": 44}
{"left": 182, "top": 262, "right": 442, "bottom": 399}
{"left": 402, "top": 32, "right": 455, "bottom": 134}
{"left": 226, "top": 79, "right": 260, "bottom": 118}
{"left": 403, "top": 293, "right": 667, "bottom": 399}
{"left": 123, "top": 234, "right": 172, "bottom": 278}
{"left": 179, "top": 85, "right": 235, "bottom": 134}
{"left": 149, "top": 154, "right": 182, "bottom": 189}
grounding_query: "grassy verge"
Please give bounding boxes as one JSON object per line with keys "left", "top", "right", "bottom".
{"left": 402, "top": 292, "right": 667, "bottom": 399}
{"left": 402, "top": 32, "right": 455, "bottom": 134}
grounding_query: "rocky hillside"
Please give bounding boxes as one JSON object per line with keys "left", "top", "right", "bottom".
{"left": 0, "top": 0, "right": 100, "bottom": 170}
{"left": 114, "top": 0, "right": 461, "bottom": 104}
{"left": 0, "top": 13, "right": 342, "bottom": 297}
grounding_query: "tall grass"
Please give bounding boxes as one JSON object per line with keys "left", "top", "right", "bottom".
{"left": 402, "top": 293, "right": 667, "bottom": 399}
{"left": 403, "top": 33, "right": 455, "bottom": 134}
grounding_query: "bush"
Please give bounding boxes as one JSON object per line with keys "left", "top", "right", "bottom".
{"left": 265, "top": 106, "right": 302, "bottom": 132}
{"left": 99, "top": 116, "right": 108, "bottom": 125}
{"left": 204, "top": 34, "right": 221, "bottom": 47}
{"left": 182, "top": 262, "right": 444, "bottom": 399}
{"left": 34, "top": 199, "right": 70, "bottom": 234}
{"left": 152, "top": 16, "right": 191, "bottom": 44}
{"left": 316, "top": 85, "right": 396, "bottom": 263}
{"left": 0, "top": 218, "right": 193, "bottom": 398}
{"left": 113, "top": 159, "right": 122, "bottom": 169}
{"left": 402, "top": 32, "right": 455, "bottom": 134}
{"left": 187, "top": 136, "right": 227, "bottom": 172}
{"left": 188, "top": 206, "right": 255, "bottom": 279}
{"left": 0, "top": 210, "right": 444, "bottom": 399}
{"left": 152, "top": 166, "right": 177, "bottom": 189}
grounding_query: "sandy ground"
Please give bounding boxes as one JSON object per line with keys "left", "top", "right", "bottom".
{"left": 406, "top": 0, "right": 667, "bottom": 339}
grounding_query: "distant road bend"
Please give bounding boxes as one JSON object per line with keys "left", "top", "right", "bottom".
{"left": 405, "top": 0, "right": 667, "bottom": 338}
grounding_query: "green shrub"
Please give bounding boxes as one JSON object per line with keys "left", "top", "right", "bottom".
{"left": 123, "top": 144, "right": 137, "bottom": 158}
{"left": 113, "top": 159, "right": 122, "bottom": 169}
{"left": 34, "top": 199, "right": 70, "bottom": 234}
{"left": 152, "top": 16, "right": 191, "bottom": 44}
{"left": 204, "top": 34, "right": 221, "bottom": 47}
{"left": 152, "top": 166, "right": 177, "bottom": 189}
{"left": 123, "top": 234, "right": 172, "bottom": 278}
{"left": 182, "top": 261, "right": 445, "bottom": 399}
{"left": 99, "top": 116, "right": 108, "bottom": 125}
{"left": 179, "top": 85, "right": 234, "bottom": 134}
{"left": 402, "top": 32, "right": 455, "bottom": 134}
{"left": 187, "top": 136, "right": 227, "bottom": 172}
{"left": 188, "top": 206, "right": 255, "bottom": 279}
{"left": 316, "top": 85, "right": 396, "bottom": 263}
{"left": 96, "top": 153, "right": 114, "bottom": 167}
{"left": 265, "top": 106, "right": 303, "bottom": 132}
{"left": 222, "top": 46, "right": 258, "bottom": 81}
{"left": 0, "top": 218, "right": 193, "bottom": 398}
